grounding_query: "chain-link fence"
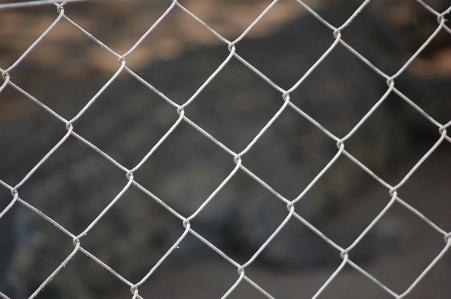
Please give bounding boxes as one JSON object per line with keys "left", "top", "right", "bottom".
{"left": 1, "top": 0, "right": 450, "bottom": 298}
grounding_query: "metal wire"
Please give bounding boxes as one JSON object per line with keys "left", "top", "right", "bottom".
{"left": 0, "top": 1, "right": 450, "bottom": 298}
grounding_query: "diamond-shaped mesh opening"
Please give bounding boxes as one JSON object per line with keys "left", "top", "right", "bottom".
{"left": 133, "top": 120, "right": 237, "bottom": 219}
{"left": 4, "top": 19, "right": 119, "bottom": 120}
{"left": 140, "top": 45, "right": 233, "bottom": 106}
{"left": 15, "top": 135, "right": 127, "bottom": 232}
{"left": 244, "top": 108, "right": 338, "bottom": 200}
{"left": 0, "top": 95, "right": 67, "bottom": 186}
{"left": 74, "top": 72, "right": 179, "bottom": 168}
{"left": 80, "top": 184, "right": 184, "bottom": 282}
{"left": 355, "top": 201, "right": 449, "bottom": 295}
{"left": 0, "top": 4, "right": 56, "bottom": 67}
{"left": 185, "top": 58, "right": 283, "bottom": 152}
{"left": 4, "top": 204, "right": 75, "bottom": 298}
{"left": 289, "top": 46, "right": 390, "bottom": 133}
{"left": 235, "top": 12, "right": 335, "bottom": 90}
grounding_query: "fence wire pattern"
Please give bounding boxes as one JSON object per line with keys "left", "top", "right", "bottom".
{"left": 0, "top": 0, "right": 450, "bottom": 298}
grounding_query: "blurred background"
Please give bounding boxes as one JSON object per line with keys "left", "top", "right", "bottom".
{"left": 0, "top": 0, "right": 450, "bottom": 298}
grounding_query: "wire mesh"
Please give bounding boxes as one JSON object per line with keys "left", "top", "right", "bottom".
{"left": 0, "top": 0, "right": 450, "bottom": 298}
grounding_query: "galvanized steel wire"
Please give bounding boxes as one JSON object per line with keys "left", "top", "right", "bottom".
{"left": 0, "top": 1, "right": 450, "bottom": 298}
